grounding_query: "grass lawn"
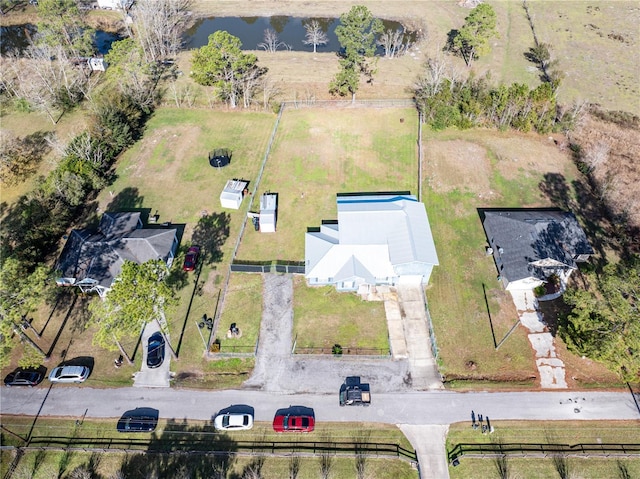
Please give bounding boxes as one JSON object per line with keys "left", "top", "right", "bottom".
{"left": 1, "top": 416, "right": 417, "bottom": 479}
{"left": 216, "top": 272, "right": 263, "bottom": 352}
{"left": 292, "top": 276, "right": 388, "bottom": 352}
{"left": 447, "top": 420, "right": 640, "bottom": 479}
{"left": 236, "top": 107, "right": 419, "bottom": 261}
{"left": 421, "top": 128, "right": 620, "bottom": 387}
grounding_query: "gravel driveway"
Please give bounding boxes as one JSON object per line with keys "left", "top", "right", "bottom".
{"left": 243, "top": 274, "right": 413, "bottom": 394}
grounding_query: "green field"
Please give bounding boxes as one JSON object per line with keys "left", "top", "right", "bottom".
{"left": 447, "top": 420, "right": 640, "bottom": 478}
{"left": 0, "top": 416, "right": 417, "bottom": 479}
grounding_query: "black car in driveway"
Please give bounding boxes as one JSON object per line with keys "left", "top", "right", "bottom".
{"left": 146, "top": 332, "right": 165, "bottom": 369}
{"left": 4, "top": 368, "right": 45, "bottom": 387}
{"left": 117, "top": 408, "right": 159, "bottom": 433}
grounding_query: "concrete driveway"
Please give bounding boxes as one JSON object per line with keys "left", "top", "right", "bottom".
{"left": 132, "top": 321, "right": 171, "bottom": 388}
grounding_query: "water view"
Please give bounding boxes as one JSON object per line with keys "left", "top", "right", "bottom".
{"left": 0, "top": 25, "right": 122, "bottom": 56}
{"left": 184, "top": 16, "right": 414, "bottom": 54}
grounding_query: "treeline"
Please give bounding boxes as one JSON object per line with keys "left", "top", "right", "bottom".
{"left": 1, "top": 93, "right": 150, "bottom": 270}
{"left": 0, "top": 89, "right": 153, "bottom": 367}
{"left": 414, "top": 72, "right": 564, "bottom": 134}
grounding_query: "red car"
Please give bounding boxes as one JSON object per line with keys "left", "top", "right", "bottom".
{"left": 182, "top": 246, "right": 200, "bottom": 272}
{"left": 272, "top": 412, "right": 315, "bottom": 433}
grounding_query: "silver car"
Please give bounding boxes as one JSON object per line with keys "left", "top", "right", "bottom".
{"left": 48, "top": 365, "right": 90, "bottom": 384}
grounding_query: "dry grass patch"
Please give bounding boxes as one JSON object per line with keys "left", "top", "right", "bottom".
{"left": 427, "top": 140, "right": 491, "bottom": 195}
{"left": 527, "top": 0, "right": 640, "bottom": 114}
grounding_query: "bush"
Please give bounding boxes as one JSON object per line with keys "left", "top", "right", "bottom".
{"left": 533, "top": 285, "right": 546, "bottom": 297}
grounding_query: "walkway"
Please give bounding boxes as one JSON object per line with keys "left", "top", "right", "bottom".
{"left": 510, "top": 289, "right": 567, "bottom": 389}
{"left": 384, "top": 285, "right": 443, "bottom": 390}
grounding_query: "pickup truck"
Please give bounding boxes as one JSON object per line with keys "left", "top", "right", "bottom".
{"left": 339, "top": 376, "right": 371, "bottom": 406}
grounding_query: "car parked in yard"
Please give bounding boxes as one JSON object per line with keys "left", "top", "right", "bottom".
{"left": 182, "top": 246, "right": 200, "bottom": 272}
{"left": 48, "top": 365, "right": 90, "bottom": 384}
{"left": 117, "top": 408, "right": 159, "bottom": 433}
{"left": 273, "top": 409, "right": 315, "bottom": 433}
{"left": 146, "top": 332, "right": 165, "bottom": 369}
{"left": 4, "top": 368, "right": 45, "bottom": 387}
{"left": 214, "top": 412, "right": 254, "bottom": 431}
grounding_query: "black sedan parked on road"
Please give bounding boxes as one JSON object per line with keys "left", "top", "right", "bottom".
{"left": 146, "top": 332, "right": 165, "bottom": 369}
{"left": 4, "top": 368, "right": 45, "bottom": 387}
{"left": 117, "top": 408, "right": 159, "bottom": 433}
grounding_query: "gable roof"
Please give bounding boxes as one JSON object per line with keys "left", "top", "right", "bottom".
{"left": 57, "top": 212, "right": 177, "bottom": 290}
{"left": 306, "top": 193, "right": 439, "bottom": 282}
{"left": 482, "top": 209, "right": 593, "bottom": 283}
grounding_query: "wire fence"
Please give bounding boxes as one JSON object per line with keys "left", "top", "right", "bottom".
{"left": 282, "top": 98, "right": 416, "bottom": 110}
{"left": 293, "top": 346, "right": 390, "bottom": 357}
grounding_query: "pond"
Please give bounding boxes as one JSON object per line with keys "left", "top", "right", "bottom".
{"left": 0, "top": 25, "right": 122, "bottom": 56}
{"left": 184, "top": 16, "right": 415, "bottom": 54}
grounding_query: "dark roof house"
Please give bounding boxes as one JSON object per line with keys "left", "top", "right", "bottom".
{"left": 56, "top": 212, "right": 178, "bottom": 297}
{"left": 482, "top": 209, "right": 593, "bottom": 291}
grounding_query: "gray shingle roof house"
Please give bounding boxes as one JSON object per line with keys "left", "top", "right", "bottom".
{"left": 56, "top": 212, "right": 178, "bottom": 298}
{"left": 305, "top": 193, "right": 439, "bottom": 291}
{"left": 481, "top": 209, "right": 593, "bottom": 291}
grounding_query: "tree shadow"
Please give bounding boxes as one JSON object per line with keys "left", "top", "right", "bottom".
{"left": 45, "top": 295, "right": 78, "bottom": 358}
{"left": 39, "top": 288, "right": 76, "bottom": 337}
{"left": 105, "top": 186, "right": 145, "bottom": 214}
{"left": 191, "top": 212, "right": 231, "bottom": 265}
{"left": 538, "top": 173, "right": 574, "bottom": 211}
{"left": 1, "top": 192, "right": 76, "bottom": 269}
{"left": 117, "top": 418, "right": 237, "bottom": 479}
{"left": 444, "top": 29, "right": 459, "bottom": 52}
{"left": 538, "top": 172, "right": 618, "bottom": 266}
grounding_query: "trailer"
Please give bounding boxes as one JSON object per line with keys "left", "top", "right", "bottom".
{"left": 339, "top": 376, "right": 371, "bottom": 406}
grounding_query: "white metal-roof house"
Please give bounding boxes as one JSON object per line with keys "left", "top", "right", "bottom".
{"left": 305, "top": 193, "right": 439, "bottom": 291}
{"left": 56, "top": 212, "right": 178, "bottom": 298}
{"left": 259, "top": 193, "right": 277, "bottom": 233}
{"left": 220, "top": 179, "right": 248, "bottom": 209}
{"left": 481, "top": 209, "right": 594, "bottom": 291}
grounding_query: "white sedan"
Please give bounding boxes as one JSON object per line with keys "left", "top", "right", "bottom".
{"left": 213, "top": 412, "right": 254, "bottom": 431}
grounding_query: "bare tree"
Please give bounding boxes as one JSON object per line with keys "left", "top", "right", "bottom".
{"left": 132, "top": 0, "right": 192, "bottom": 62}
{"left": 584, "top": 140, "right": 610, "bottom": 172}
{"left": 2, "top": 45, "right": 88, "bottom": 124}
{"left": 303, "top": 20, "right": 329, "bottom": 53}
{"left": 318, "top": 434, "right": 333, "bottom": 479}
{"left": 259, "top": 76, "right": 282, "bottom": 110}
{"left": 288, "top": 455, "right": 300, "bottom": 479}
{"left": 258, "top": 28, "right": 288, "bottom": 52}
{"left": 377, "top": 29, "right": 411, "bottom": 58}
{"left": 353, "top": 429, "right": 371, "bottom": 479}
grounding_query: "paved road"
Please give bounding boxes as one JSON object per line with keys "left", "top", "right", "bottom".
{"left": 2, "top": 387, "right": 638, "bottom": 424}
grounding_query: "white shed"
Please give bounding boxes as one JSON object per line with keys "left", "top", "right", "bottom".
{"left": 259, "top": 193, "right": 277, "bottom": 233}
{"left": 220, "top": 179, "right": 248, "bottom": 209}
{"left": 88, "top": 58, "right": 107, "bottom": 72}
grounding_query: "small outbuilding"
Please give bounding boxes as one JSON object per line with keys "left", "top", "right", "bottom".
{"left": 259, "top": 193, "right": 277, "bottom": 233}
{"left": 88, "top": 58, "right": 107, "bottom": 72}
{"left": 220, "top": 179, "right": 248, "bottom": 209}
